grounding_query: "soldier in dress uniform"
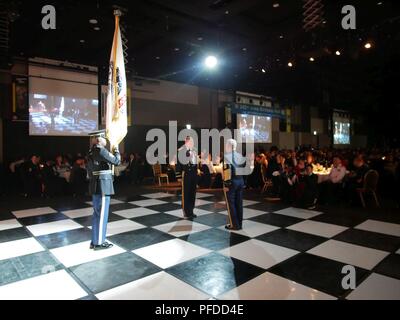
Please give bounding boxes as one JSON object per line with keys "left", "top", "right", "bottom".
{"left": 87, "top": 130, "right": 121, "bottom": 250}
{"left": 178, "top": 136, "right": 198, "bottom": 219}
{"left": 223, "top": 139, "right": 245, "bottom": 231}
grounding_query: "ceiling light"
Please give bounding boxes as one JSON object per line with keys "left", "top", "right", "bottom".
{"left": 89, "top": 19, "right": 98, "bottom": 24}
{"left": 261, "top": 68, "right": 266, "bottom": 73}
{"left": 174, "top": 47, "right": 180, "bottom": 51}
{"left": 197, "top": 37, "right": 203, "bottom": 41}
{"left": 288, "top": 62, "right": 293, "bottom": 67}
{"left": 94, "top": 27, "right": 100, "bottom": 31}
{"left": 204, "top": 55, "right": 218, "bottom": 69}
{"left": 242, "top": 47, "right": 247, "bottom": 52}
{"left": 377, "top": 2, "right": 383, "bottom": 5}
{"left": 309, "top": 57, "right": 315, "bottom": 62}
{"left": 80, "top": 40, "right": 85, "bottom": 43}
{"left": 273, "top": 3, "right": 280, "bottom": 8}
{"left": 155, "top": 56, "right": 160, "bottom": 60}
{"left": 335, "top": 50, "right": 341, "bottom": 56}
{"left": 225, "top": 10, "right": 229, "bottom": 14}
{"left": 364, "top": 42, "right": 372, "bottom": 49}
{"left": 279, "top": 35, "right": 284, "bottom": 39}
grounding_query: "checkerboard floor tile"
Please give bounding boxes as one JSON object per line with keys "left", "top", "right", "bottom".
{"left": 287, "top": 220, "right": 348, "bottom": 238}
{"left": 0, "top": 219, "right": 22, "bottom": 231}
{"left": 307, "top": 239, "right": 389, "bottom": 270}
{"left": 355, "top": 220, "right": 400, "bottom": 237}
{"left": 153, "top": 220, "right": 211, "bottom": 237}
{"left": 0, "top": 191, "right": 399, "bottom": 300}
{"left": 12, "top": 207, "right": 57, "bottom": 219}
{"left": 0, "top": 270, "right": 88, "bottom": 300}
{"left": 346, "top": 273, "right": 400, "bottom": 300}
{"left": 219, "top": 239, "right": 299, "bottom": 269}
{"left": 218, "top": 272, "right": 336, "bottom": 300}
{"left": 113, "top": 207, "right": 160, "bottom": 219}
{"left": 27, "top": 219, "right": 82, "bottom": 237}
{"left": 133, "top": 239, "right": 211, "bottom": 269}
{"left": 96, "top": 271, "right": 210, "bottom": 300}
{"left": 129, "top": 199, "right": 168, "bottom": 207}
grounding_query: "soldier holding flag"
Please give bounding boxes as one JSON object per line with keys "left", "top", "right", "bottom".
{"left": 87, "top": 10, "right": 128, "bottom": 250}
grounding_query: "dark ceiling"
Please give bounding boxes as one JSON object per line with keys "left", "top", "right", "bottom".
{"left": 2, "top": 0, "right": 400, "bottom": 140}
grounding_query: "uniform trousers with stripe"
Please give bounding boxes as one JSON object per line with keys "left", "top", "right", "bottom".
{"left": 225, "top": 178, "right": 244, "bottom": 229}
{"left": 182, "top": 168, "right": 197, "bottom": 217}
{"left": 92, "top": 194, "right": 111, "bottom": 245}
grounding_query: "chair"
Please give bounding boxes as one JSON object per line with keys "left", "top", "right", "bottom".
{"left": 260, "top": 165, "right": 273, "bottom": 194}
{"left": 357, "top": 170, "right": 380, "bottom": 208}
{"left": 152, "top": 164, "right": 169, "bottom": 186}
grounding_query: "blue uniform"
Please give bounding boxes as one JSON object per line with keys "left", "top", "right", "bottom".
{"left": 223, "top": 152, "right": 245, "bottom": 229}
{"left": 87, "top": 145, "right": 121, "bottom": 245}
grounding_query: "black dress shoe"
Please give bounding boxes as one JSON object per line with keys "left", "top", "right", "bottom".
{"left": 89, "top": 242, "right": 95, "bottom": 249}
{"left": 184, "top": 214, "right": 197, "bottom": 220}
{"left": 225, "top": 225, "right": 241, "bottom": 231}
{"left": 93, "top": 242, "right": 114, "bottom": 251}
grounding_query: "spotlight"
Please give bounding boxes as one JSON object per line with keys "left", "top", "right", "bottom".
{"left": 309, "top": 57, "right": 315, "bottom": 62}
{"left": 261, "top": 68, "right": 266, "bottom": 73}
{"left": 335, "top": 50, "right": 341, "bottom": 56}
{"left": 288, "top": 62, "right": 293, "bottom": 67}
{"left": 364, "top": 42, "right": 372, "bottom": 49}
{"left": 205, "top": 56, "right": 218, "bottom": 69}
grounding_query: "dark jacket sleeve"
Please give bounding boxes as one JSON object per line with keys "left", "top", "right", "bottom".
{"left": 99, "top": 148, "right": 121, "bottom": 166}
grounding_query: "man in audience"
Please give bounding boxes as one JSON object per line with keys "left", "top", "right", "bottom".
{"left": 329, "top": 157, "right": 347, "bottom": 184}
{"left": 70, "top": 157, "right": 88, "bottom": 196}
{"left": 20, "top": 155, "right": 43, "bottom": 197}
{"left": 346, "top": 155, "right": 369, "bottom": 204}
{"left": 299, "top": 164, "right": 318, "bottom": 209}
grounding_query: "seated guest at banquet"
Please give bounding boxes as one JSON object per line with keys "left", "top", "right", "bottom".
{"left": 247, "top": 154, "right": 263, "bottom": 189}
{"left": 346, "top": 155, "right": 369, "bottom": 204}
{"left": 319, "top": 156, "right": 347, "bottom": 204}
{"left": 329, "top": 156, "right": 347, "bottom": 184}
{"left": 42, "top": 159, "right": 59, "bottom": 197}
{"left": 306, "top": 153, "right": 313, "bottom": 165}
{"left": 297, "top": 164, "right": 318, "bottom": 209}
{"left": 20, "top": 155, "right": 43, "bottom": 197}
{"left": 198, "top": 152, "right": 213, "bottom": 188}
{"left": 8, "top": 156, "right": 26, "bottom": 194}
{"left": 125, "top": 153, "right": 137, "bottom": 183}
{"left": 280, "top": 163, "right": 297, "bottom": 204}
{"left": 70, "top": 157, "right": 88, "bottom": 196}
{"left": 267, "top": 152, "right": 285, "bottom": 200}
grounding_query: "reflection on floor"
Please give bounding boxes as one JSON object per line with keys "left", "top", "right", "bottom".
{"left": 0, "top": 190, "right": 399, "bottom": 300}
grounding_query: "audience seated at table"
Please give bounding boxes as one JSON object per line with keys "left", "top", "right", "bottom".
{"left": 3, "top": 146, "right": 399, "bottom": 210}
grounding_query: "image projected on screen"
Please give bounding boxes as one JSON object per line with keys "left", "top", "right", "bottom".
{"left": 29, "top": 94, "right": 98, "bottom": 136}
{"left": 237, "top": 114, "right": 272, "bottom": 143}
{"left": 334, "top": 121, "right": 350, "bottom": 145}
{"left": 29, "top": 65, "right": 99, "bottom": 136}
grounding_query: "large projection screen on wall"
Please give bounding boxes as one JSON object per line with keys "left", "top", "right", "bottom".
{"left": 333, "top": 117, "right": 351, "bottom": 145}
{"left": 237, "top": 114, "right": 272, "bottom": 143}
{"left": 29, "top": 65, "right": 98, "bottom": 136}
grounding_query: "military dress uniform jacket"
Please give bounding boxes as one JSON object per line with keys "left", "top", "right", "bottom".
{"left": 87, "top": 145, "right": 121, "bottom": 196}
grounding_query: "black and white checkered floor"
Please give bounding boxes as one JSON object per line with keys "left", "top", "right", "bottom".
{"left": 1, "top": 191, "right": 400, "bottom": 300}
